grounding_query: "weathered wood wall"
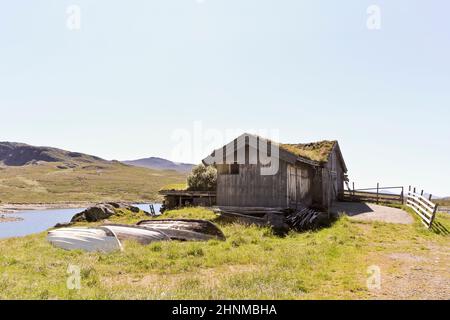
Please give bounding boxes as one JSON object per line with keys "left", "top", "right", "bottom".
{"left": 287, "top": 162, "right": 314, "bottom": 208}
{"left": 217, "top": 160, "right": 317, "bottom": 208}
{"left": 314, "top": 146, "right": 346, "bottom": 209}
{"left": 216, "top": 162, "right": 289, "bottom": 207}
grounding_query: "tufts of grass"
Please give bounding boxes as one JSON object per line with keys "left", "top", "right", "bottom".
{"left": 159, "top": 183, "right": 187, "bottom": 191}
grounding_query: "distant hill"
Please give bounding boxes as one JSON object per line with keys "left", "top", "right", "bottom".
{"left": 123, "top": 157, "right": 195, "bottom": 173}
{"left": 0, "top": 142, "right": 186, "bottom": 203}
{"left": 435, "top": 197, "right": 450, "bottom": 206}
{"left": 0, "top": 142, "right": 106, "bottom": 167}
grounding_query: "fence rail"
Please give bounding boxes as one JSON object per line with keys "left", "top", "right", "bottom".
{"left": 341, "top": 183, "right": 404, "bottom": 205}
{"left": 405, "top": 186, "right": 438, "bottom": 229}
{"left": 438, "top": 206, "right": 450, "bottom": 214}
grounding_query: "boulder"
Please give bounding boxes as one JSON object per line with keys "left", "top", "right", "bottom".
{"left": 71, "top": 202, "right": 143, "bottom": 223}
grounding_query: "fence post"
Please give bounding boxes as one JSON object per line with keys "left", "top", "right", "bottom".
{"left": 401, "top": 187, "right": 404, "bottom": 204}
{"left": 376, "top": 183, "right": 379, "bottom": 204}
{"left": 429, "top": 206, "right": 438, "bottom": 229}
{"left": 429, "top": 194, "right": 432, "bottom": 201}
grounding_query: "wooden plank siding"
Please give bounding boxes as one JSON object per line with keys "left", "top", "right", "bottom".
{"left": 312, "top": 146, "right": 346, "bottom": 210}
{"left": 287, "top": 162, "right": 313, "bottom": 209}
{"left": 217, "top": 162, "right": 289, "bottom": 207}
{"left": 217, "top": 160, "right": 317, "bottom": 209}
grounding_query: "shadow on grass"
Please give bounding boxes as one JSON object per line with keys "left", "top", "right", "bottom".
{"left": 431, "top": 222, "right": 449, "bottom": 236}
{"left": 213, "top": 213, "right": 339, "bottom": 238}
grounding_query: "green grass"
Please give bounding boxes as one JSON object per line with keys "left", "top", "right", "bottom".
{"left": 280, "top": 140, "right": 336, "bottom": 163}
{"left": 159, "top": 183, "right": 188, "bottom": 191}
{"left": 435, "top": 198, "right": 450, "bottom": 207}
{"left": 0, "top": 206, "right": 448, "bottom": 299}
{"left": 0, "top": 162, "right": 186, "bottom": 204}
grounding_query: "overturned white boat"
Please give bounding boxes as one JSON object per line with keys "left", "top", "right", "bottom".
{"left": 47, "top": 227, "right": 122, "bottom": 253}
{"left": 47, "top": 225, "right": 172, "bottom": 252}
{"left": 101, "top": 224, "right": 171, "bottom": 245}
{"left": 47, "top": 219, "right": 225, "bottom": 252}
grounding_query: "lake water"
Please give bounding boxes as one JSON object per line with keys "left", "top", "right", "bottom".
{"left": 0, "top": 203, "right": 161, "bottom": 239}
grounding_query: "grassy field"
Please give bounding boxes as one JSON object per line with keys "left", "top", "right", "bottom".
{"left": 0, "top": 207, "right": 448, "bottom": 299}
{"left": 0, "top": 162, "right": 186, "bottom": 204}
{"left": 436, "top": 198, "right": 450, "bottom": 206}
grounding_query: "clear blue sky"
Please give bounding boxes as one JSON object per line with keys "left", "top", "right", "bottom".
{"left": 1, "top": 1, "right": 449, "bottom": 196}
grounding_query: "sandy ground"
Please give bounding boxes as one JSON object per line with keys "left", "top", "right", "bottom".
{"left": 331, "top": 202, "right": 414, "bottom": 224}
{"left": 0, "top": 202, "right": 94, "bottom": 214}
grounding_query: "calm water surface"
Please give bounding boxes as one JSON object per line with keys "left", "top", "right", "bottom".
{"left": 0, "top": 203, "right": 161, "bottom": 239}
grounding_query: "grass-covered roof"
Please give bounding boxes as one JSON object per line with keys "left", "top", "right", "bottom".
{"left": 280, "top": 140, "right": 337, "bottom": 163}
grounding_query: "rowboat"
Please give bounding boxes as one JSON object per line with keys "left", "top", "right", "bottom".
{"left": 47, "top": 227, "right": 122, "bottom": 252}
{"left": 101, "top": 224, "right": 171, "bottom": 245}
{"left": 47, "top": 219, "right": 225, "bottom": 252}
{"left": 136, "top": 219, "right": 226, "bottom": 241}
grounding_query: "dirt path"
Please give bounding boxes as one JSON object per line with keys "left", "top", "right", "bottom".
{"left": 331, "top": 202, "right": 414, "bottom": 224}
{"left": 367, "top": 242, "right": 450, "bottom": 299}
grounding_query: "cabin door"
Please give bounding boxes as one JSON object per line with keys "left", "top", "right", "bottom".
{"left": 287, "top": 165, "right": 297, "bottom": 206}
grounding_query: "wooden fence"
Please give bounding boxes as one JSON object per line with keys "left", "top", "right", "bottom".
{"left": 342, "top": 183, "right": 440, "bottom": 229}
{"left": 405, "top": 186, "right": 438, "bottom": 229}
{"left": 438, "top": 206, "right": 450, "bottom": 214}
{"left": 342, "top": 183, "right": 404, "bottom": 205}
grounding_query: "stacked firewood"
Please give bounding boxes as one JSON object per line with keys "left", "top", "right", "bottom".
{"left": 285, "top": 206, "right": 323, "bottom": 231}
{"left": 213, "top": 206, "right": 326, "bottom": 233}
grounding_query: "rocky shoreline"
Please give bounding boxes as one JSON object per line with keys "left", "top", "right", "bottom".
{"left": 0, "top": 202, "right": 95, "bottom": 214}
{"left": 0, "top": 214, "right": 23, "bottom": 223}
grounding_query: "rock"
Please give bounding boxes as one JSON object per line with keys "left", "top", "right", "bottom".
{"left": 70, "top": 202, "right": 142, "bottom": 223}
{"left": 54, "top": 222, "right": 73, "bottom": 228}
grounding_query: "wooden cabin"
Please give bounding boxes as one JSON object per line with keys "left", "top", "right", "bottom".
{"left": 202, "top": 133, "right": 348, "bottom": 211}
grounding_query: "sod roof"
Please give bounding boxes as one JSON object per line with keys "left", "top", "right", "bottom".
{"left": 280, "top": 140, "right": 337, "bottom": 164}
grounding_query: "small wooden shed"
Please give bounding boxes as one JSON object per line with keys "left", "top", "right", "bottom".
{"left": 202, "top": 133, "right": 348, "bottom": 210}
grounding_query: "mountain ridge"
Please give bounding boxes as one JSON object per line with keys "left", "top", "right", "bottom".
{"left": 123, "top": 157, "right": 194, "bottom": 173}
{"left": 0, "top": 142, "right": 195, "bottom": 173}
{"left": 0, "top": 141, "right": 106, "bottom": 167}
{"left": 0, "top": 142, "right": 187, "bottom": 203}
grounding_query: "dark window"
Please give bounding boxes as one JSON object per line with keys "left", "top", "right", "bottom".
{"left": 230, "top": 164, "right": 240, "bottom": 175}
{"left": 217, "top": 164, "right": 240, "bottom": 175}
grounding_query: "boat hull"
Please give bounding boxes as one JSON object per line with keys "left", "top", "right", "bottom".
{"left": 47, "top": 227, "right": 122, "bottom": 252}
{"left": 101, "top": 224, "right": 171, "bottom": 245}
{"left": 136, "top": 219, "right": 226, "bottom": 241}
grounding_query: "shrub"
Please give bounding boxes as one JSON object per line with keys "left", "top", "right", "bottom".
{"left": 187, "top": 164, "right": 217, "bottom": 191}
